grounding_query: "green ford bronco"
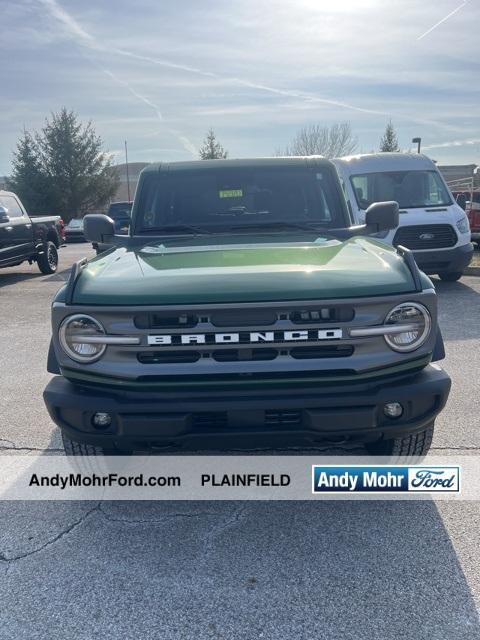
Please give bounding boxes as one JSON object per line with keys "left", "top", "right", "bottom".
{"left": 43, "top": 157, "right": 451, "bottom": 456}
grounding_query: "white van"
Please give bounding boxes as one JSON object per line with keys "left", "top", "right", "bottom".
{"left": 333, "top": 153, "right": 473, "bottom": 281}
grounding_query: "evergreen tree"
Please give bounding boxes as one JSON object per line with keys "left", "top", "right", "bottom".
{"left": 38, "top": 108, "right": 118, "bottom": 219}
{"left": 379, "top": 121, "right": 401, "bottom": 152}
{"left": 8, "top": 109, "right": 118, "bottom": 221}
{"left": 199, "top": 129, "right": 228, "bottom": 159}
{"left": 8, "top": 130, "right": 52, "bottom": 214}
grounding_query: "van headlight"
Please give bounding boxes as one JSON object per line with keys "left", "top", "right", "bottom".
{"left": 384, "top": 303, "right": 431, "bottom": 352}
{"left": 456, "top": 217, "right": 470, "bottom": 234}
{"left": 59, "top": 314, "right": 106, "bottom": 363}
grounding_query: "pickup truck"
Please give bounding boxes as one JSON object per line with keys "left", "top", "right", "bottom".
{"left": 0, "top": 190, "right": 64, "bottom": 273}
{"left": 454, "top": 191, "right": 480, "bottom": 247}
{"left": 43, "top": 157, "right": 451, "bottom": 458}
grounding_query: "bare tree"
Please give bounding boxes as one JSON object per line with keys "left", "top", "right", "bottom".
{"left": 279, "top": 122, "right": 358, "bottom": 159}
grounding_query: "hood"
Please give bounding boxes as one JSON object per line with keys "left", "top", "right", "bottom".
{"left": 72, "top": 236, "right": 417, "bottom": 305}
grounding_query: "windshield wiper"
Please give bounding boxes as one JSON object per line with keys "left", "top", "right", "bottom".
{"left": 139, "top": 224, "right": 211, "bottom": 235}
{"left": 223, "top": 221, "right": 333, "bottom": 234}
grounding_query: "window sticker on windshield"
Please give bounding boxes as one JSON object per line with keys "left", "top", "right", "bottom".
{"left": 219, "top": 189, "right": 243, "bottom": 198}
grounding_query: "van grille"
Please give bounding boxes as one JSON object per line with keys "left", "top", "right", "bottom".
{"left": 393, "top": 224, "right": 457, "bottom": 250}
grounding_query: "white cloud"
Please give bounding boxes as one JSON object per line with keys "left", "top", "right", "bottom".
{"left": 423, "top": 138, "right": 480, "bottom": 150}
{"left": 1, "top": 0, "right": 480, "bottom": 171}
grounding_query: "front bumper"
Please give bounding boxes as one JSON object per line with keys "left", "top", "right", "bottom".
{"left": 413, "top": 243, "right": 473, "bottom": 275}
{"left": 44, "top": 365, "right": 451, "bottom": 451}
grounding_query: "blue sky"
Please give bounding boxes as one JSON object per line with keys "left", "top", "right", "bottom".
{"left": 1, "top": 0, "right": 480, "bottom": 174}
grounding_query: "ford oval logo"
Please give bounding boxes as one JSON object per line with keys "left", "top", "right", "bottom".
{"left": 419, "top": 233, "right": 434, "bottom": 240}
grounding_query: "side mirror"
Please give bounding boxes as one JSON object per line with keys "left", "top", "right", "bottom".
{"left": 456, "top": 194, "right": 467, "bottom": 210}
{"left": 0, "top": 206, "right": 10, "bottom": 224}
{"left": 83, "top": 214, "right": 116, "bottom": 243}
{"left": 365, "top": 201, "right": 399, "bottom": 233}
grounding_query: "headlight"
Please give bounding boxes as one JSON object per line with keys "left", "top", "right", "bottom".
{"left": 456, "top": 217, "right": 470, "bottom": 234}
{"left": 59, "top": 314, "right": 106, "bottom": 363}
{"left": 384, "top": 303, "right": 431, "bottom": 352}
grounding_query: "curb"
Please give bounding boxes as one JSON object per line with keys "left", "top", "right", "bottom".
{"left": 465, "top": 266, "right": 480, "bottom": 276}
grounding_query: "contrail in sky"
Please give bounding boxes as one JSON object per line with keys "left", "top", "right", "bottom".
{"left": 36, "top": 0, "right": 461, "bottom": 134}
{"left": 35, "top": 0, "right": 392, "bottom": 120}
{"left": 417, "top": 0, "right": 472, "bottom": 40}
{"left": 36, "top": 0, "right": 197, "bottom": 156}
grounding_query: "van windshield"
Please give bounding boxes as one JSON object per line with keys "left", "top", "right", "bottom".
{"left": 351, "top": 170, "right": 452, "bottom": 210}
{"left": 135, "top": 166, "right": 347, "bottom": 234}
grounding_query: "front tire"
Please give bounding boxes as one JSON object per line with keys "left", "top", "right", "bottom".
{"left": 365, "top": 423, "right": 434, "bottom": 460}
{"left": 61, "top": 432, "right": 131, "bottom": 456}
{"left": 438, "top": 271, "right": 462, "bottom": 282}
{"left": 37, "top": 241, "right": 58, "bottom": 274}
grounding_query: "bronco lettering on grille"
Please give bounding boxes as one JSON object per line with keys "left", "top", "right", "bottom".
{"left": 147, "top": 329, "right": 343, "bottom": 346}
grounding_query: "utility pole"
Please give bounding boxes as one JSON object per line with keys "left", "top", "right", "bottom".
{"left": 124, "top": 140, "right": 131, "bottom": 202}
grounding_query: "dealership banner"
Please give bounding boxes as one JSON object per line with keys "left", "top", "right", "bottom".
{"left": 0, "top": 454, "right": 476, "bottom": 500}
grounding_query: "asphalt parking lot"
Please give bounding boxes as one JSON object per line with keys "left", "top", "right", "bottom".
{"left": 0, "top": 244, "right": 479, "bottom": 639}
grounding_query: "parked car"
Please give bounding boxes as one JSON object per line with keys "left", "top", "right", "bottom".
{"left": 334, "top": 153, "right": 473, "bottom": 281}
{"left": 0, "top": 190, "right": 63, "bottom": 273}
{"left": 44, "top": 157, "right": 451, "bottom": 458}
{"left": 65, "top": 218, "right": 86, "bottom": 242}
{"left": 92, "top": 201, "right": 132, "bottom": 255}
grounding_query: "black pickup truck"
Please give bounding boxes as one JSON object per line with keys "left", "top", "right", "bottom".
{"left": 0, "top": 190, "right": 64, "bottom": 274}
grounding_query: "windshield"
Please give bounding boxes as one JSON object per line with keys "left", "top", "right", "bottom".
{"left": 135, "top": 166, "right": 347, "bottom": 234}
{"left": 351, "top": 170, "right": 452, "bottom": 209}
{"left": 68, "top": 219, "right": 83, "bottom": 228}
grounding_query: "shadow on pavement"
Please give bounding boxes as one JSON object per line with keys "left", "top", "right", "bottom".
{"left": 0, "top": 266, "right": 74, "bottom": 289}
{"left": 0, "top": 271, "right": 44, "bottom": 288}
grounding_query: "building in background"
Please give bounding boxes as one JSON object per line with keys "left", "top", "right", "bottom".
{"left": 112, "top": 162, "right": 150, "bottom": 203}
{"left": 438, "top": 164, "right": 479, "bottom": 187}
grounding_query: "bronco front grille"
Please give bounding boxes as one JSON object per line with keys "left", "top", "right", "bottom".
{"left": 138, "top": 345, "right": 353, "bottom": 364}
{"left": 393, "top": 224, "right": 457, "bottom": 250}
{"left": 134, "top": 305, "right": 354, "bottom": 330}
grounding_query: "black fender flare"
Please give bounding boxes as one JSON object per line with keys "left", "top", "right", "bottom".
{"left": 432, "top": 327, "right": 446, "bottom": 362}
{"left": 47, "top": 339, "right": 61, "bottom": 374}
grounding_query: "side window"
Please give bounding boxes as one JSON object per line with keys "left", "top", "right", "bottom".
{"left": 351, "top": 176, "right": 370, "bottom": 209}
{"left": 0, "top": 195, "right": 24, "bottom": 218}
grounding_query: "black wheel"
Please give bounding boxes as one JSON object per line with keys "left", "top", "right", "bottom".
{"left": 438, "top": 271, "right": 462, "bottom": 282}
{"left": 37, "top": 241, "right": 58, "bottom": 274}
{"left": 365, "top": 423, "right": 434, "bottom": 460}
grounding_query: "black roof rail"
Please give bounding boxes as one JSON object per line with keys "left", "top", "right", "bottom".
{"left": 65, "top": 257, "right": 88, "bottom": 304}
{"left": 396, "top": 245, "right": 422, "bottom": 292}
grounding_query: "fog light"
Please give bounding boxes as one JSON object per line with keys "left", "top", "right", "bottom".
{"left": 383, "top": 402, "right": 403, "bottom": 419}
{"left": 92, "top": 412, "right": 112, "bottom": 428}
